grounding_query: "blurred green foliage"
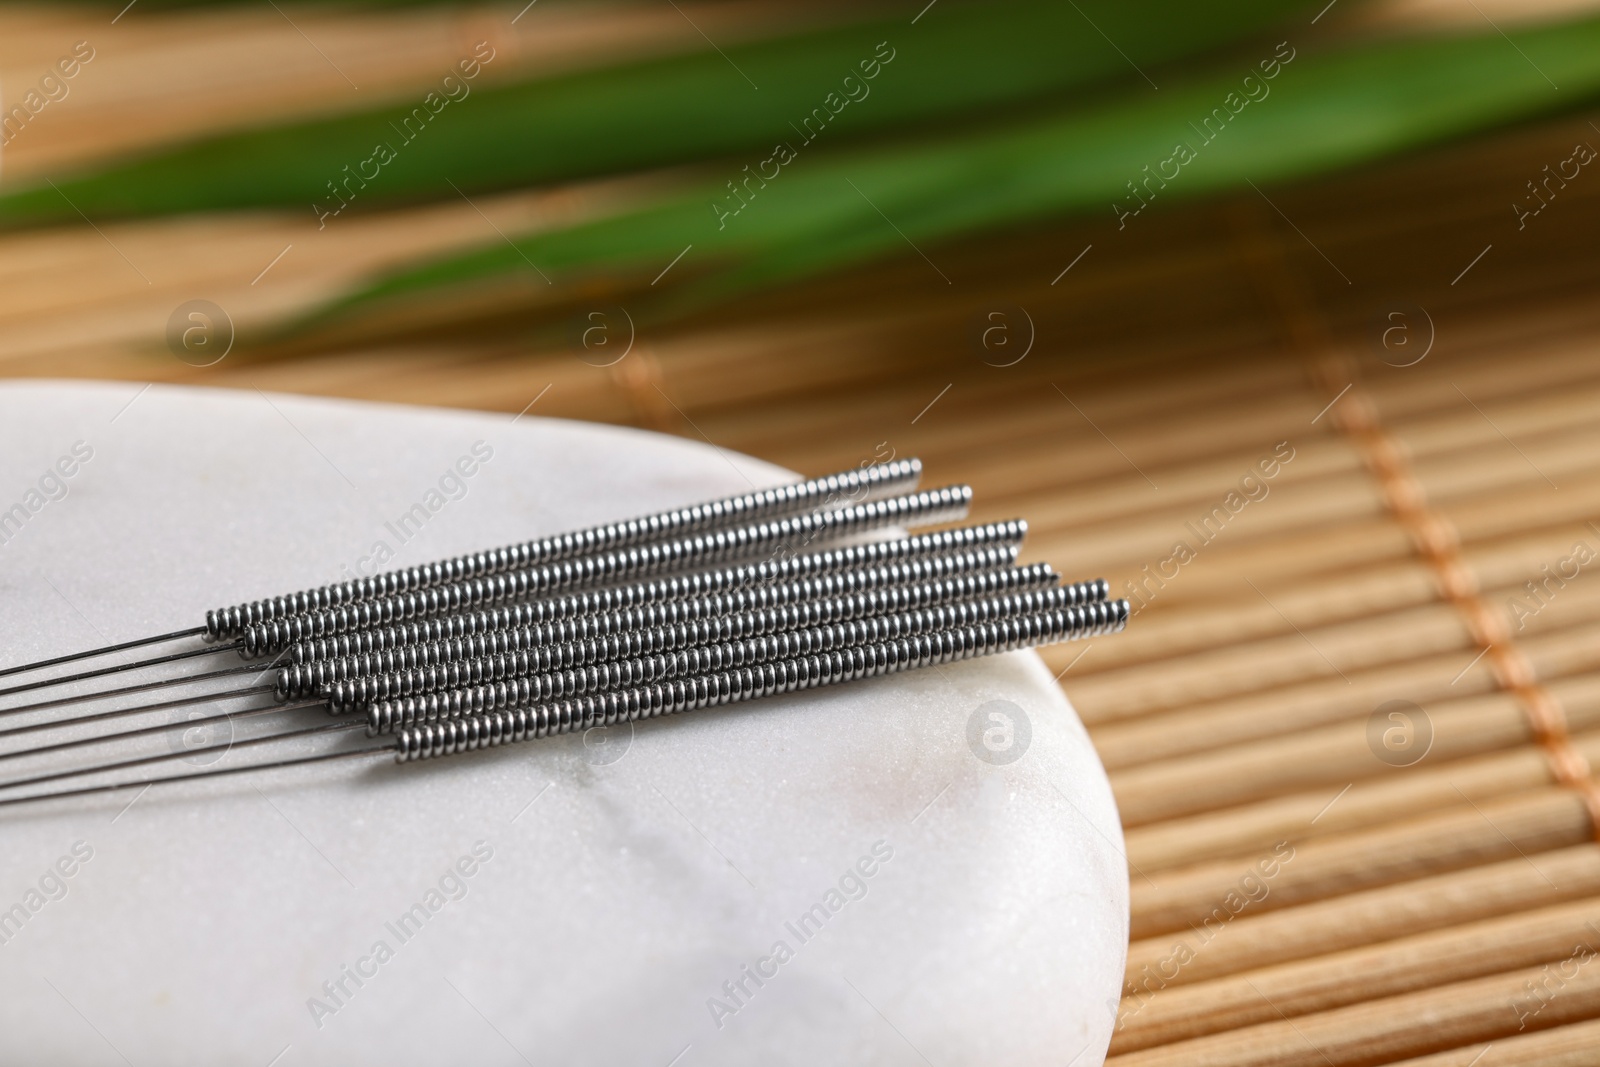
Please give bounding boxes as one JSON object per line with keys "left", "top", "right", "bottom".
{"left": 4, "top": 0, "right": 1595, "bottom": 334}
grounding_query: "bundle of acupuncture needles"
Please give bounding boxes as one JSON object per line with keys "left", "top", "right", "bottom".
{"left": 0, "top": 458, "right": 1127, "bottom": 808}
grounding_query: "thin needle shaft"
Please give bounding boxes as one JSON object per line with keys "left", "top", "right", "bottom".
{"left": 0, "top": 745, "right": 388, "bottom": 811}
{"left": 0, "top": 625, "right": 209, "bottom": 680}
{"left": 0, "top": 698, "right": 324, "bottom": 764}
{"left": 0, "top": 662, "right": 270, "bottom": 718}
{"left": 0, "top": 684, "right": 283, "bottom": 742}
{"left": 0, "top": 719, "right": 366, "bottom": 795}
{"left": 0, "top": 639, "right": 244, "bottom": 700}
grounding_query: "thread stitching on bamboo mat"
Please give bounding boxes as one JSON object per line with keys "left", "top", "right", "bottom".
{"left": 1309, "top": 353, "right": 1600, "bottom": 834}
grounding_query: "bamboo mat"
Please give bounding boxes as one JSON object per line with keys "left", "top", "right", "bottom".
{"left": 5, "top": 2, "right": 1600, "bottom": 1063}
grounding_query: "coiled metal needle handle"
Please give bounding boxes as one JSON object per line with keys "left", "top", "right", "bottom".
{"left": 367, "top": 595, "right": 1126, "bottom": 734}
{"left": 237, "top": 487, "right": 972, "bottom": 652}
{"left": 282, "top": 545, "right": 1027, "bottom": 664}
{"left": 394, "top": 603, "right": 1129, "bottom": 761}
{"left": 244, "top": 520, "right": 1024, "bottom": 657}
{"left": 205, "top": 459, "right": 922, "bottom": 639}
{"left": 293, "top": 564, "right": 1060, "bottom": 706}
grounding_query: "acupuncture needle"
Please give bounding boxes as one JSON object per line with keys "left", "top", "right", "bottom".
{"left": 0, "top": 480, "right": 953, "bottom": 700}
{"left": 0, "top": 527, "right": 1014, "bottom": 720}
{"left": 0, "top": 484, "right": 967, "bottom": 705}
{"left": 0, "top": 601, "right": 1024, "bottom": 777}
{"left": 305, "top": 566, "right": 1065, "bottom": 712}
{"left": 240, "top": 519, "right": 1024, "bottom": 660}
{"left": 219, "top": 486, "right": 973, "bottom": 654}
{"left": 0, "top": 459, "right": 924, "bottom": 683}
{"left": 0, "top": 521, "right": 1013, "bottom": 730}
{"left": 0, "top": 586, "right": 1112, "bottom": 768}
{"left": 0, "top": 567, "right": 1079, "bottom": 754}
{"left": 0, "top": 605, "right": 1125, "bottom": 808}
{"left": 360, "top": 594, "right": 1126, "bottom": 735}
{"left": 392, "top": 608, "right": 1129, "bottom": 763}
{"left": 274, "top": 542, "right": 1028, "bottom": 665}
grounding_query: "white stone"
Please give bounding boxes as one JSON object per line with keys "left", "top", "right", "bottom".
{"left": 0, "top": 381, "right": 1126, "bottom": 1065}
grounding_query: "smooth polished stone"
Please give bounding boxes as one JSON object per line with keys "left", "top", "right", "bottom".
{"left": 0, "top": 381, "right": 1127, "bottom": 1066}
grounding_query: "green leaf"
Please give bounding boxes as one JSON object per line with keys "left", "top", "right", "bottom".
{"left": 323, "top": 16, "right": 1600, "bottom": 328}
{"left": 0, "top": 0, "right": 1312, "bottom": 225}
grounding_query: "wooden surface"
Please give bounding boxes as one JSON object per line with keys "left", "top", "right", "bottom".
{"left": 4, "top": 2, "right": 1600, "bottom": 1062}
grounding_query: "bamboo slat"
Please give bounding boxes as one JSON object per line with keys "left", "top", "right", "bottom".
{"left": 1130, "top": 788, "right": 1593, "bottom": 940}
{"left": 1113, "top": 674, "right": 1600, "bottom": 828}
{"left": 1088, "top": 620, "right": 1600, "bottom": 769}
{"left": 1125, "top": 731, "right": 1600, "bottom": 872}
{"left": 1112, "top": 896, "right": 1600, "bottom": 1053}
{"left": 1383, "top": 1017, "right": 1600, "bottom": 1066}
{"left": 1124, "top": 846, "right": 1600, "bottom": 989}
{"left": 1105, "top": 962, "right": 1600, "bottom": 1067}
